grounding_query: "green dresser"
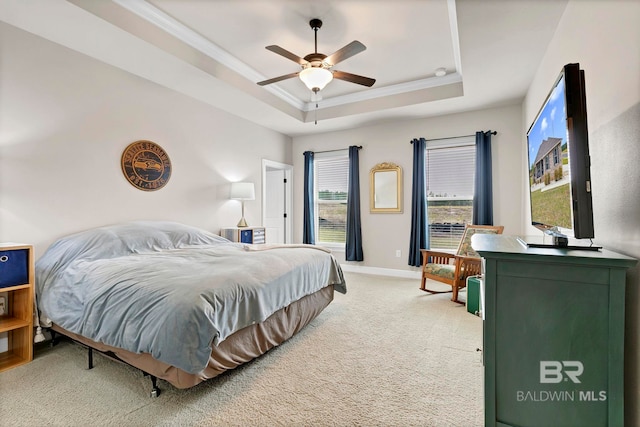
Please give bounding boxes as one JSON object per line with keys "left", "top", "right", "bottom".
{"left": 472, "top": 234, "right": 636, "bottom": 427}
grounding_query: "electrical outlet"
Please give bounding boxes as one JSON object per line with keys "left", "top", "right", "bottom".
{"left": 0, "top": 296, "right": 5, "bottom": 316}
{"left": 395, "top": 249, "right": 401, "bottom": 258}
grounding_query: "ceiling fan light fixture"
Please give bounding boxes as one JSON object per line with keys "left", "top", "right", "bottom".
{"left": 299, "top": 67, "right": 333, "bottom": 92}
{"left": 257, "top": 18, "right": 374, "bottom": 95}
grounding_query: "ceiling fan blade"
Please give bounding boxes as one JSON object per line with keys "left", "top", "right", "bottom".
{"left": 332, "top": 70, "right": 376, "bottom": 87}
{"left": 325, "top": 41, "right": 366, "bottom": 66}
{"left": 265, "top": 45, "right": 308, "bottom": 66}
{"left": 257, "top": 72, "right": 300, "bottom": 86}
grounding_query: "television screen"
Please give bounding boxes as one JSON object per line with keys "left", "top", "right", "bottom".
{"left": 526, "top": 63, "right": 595, "bottom": 246}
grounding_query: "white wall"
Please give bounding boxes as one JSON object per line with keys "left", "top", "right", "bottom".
{"left": 0, "top": 23, "right": 292, "bottom": 257}
{"left": 292, "top": 104, "right": 524, "bottom": 271}
{"left": 522, "top": 1, "right": 640, "bottom": 424}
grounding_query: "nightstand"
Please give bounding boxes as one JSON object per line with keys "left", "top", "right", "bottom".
{"left": 220, "top": 226, "right": 266, "bottom": 244}
{"left": 0, "top": 243, "right": 34, "bottom": 372}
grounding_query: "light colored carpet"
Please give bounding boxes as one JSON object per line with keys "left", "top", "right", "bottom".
{"left": 0, "top": 272, "right": 483, "bottom": 426}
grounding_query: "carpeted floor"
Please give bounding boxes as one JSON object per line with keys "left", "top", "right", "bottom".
{"left": 0, "top": 272, "right": 483, "bottom": 426}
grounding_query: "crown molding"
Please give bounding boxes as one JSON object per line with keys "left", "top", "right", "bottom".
{"left": 304, "top": 73, "right": 463, "bottom": 111}
{"left": 114, "top": 0, "right": 463, "bottom": 115}
{"left": 113, "top": 0, "right": 305, "bottom": 110}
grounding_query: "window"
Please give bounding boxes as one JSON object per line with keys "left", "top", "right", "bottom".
{"left": 315, "top": 151, "right": 349, "bottom": 245}
{"left": 425, "top": 137, "right": 476, "bottom": 250}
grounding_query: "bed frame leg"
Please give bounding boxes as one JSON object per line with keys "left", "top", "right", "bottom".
{"left": 88, "top": 347, "right": 94, "bottom": 370}
{"left": 144, "top": 372, "right": 161, "bottom": 398}
{"left": 150, "top": 376, "right": 160, "bottom": 398}
{"left": 54, "top": 332, "right": 162, "bottom": 397}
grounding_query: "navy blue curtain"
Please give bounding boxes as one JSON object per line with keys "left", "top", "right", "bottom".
{"left": 346, "top": 146, "right": 363, "bottom": 261}
{"left": 303, "top": 151, "right": 315, "bottom": 244}
{"left": 473, "top": 131, "right": 494, "bottom": 225}
{"left": 408, "top": 138, "right": 429, "bottom": 267}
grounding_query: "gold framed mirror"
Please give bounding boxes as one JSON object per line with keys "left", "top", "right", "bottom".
{"left": 370, "top": 162, "right": 402, "bottom": 213}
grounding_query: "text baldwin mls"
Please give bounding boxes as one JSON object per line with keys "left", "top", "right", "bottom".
{"left": 516, "top": 361, "right": 607, "bottom": 402}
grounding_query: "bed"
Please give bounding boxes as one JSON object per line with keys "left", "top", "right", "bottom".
{"left": 35, "top": 221, "right": 346, "bottom": 395}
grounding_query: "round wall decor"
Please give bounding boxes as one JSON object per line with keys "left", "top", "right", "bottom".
{"left": 121, "top": 140, "right": 171, "bottom": 191}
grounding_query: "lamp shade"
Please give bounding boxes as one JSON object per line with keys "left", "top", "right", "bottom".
{"left": 299, "top": 67, "right": 333, "bottom": 92}
{"left": 230, "top": 182, "right": 255, "bottom": 200}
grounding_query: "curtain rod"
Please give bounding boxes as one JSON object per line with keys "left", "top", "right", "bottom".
{"left": 309, "top": 145, "right": 362, "bottom": 154}
{"left": 412, "top": 130, "right": 497, "bottom": 143}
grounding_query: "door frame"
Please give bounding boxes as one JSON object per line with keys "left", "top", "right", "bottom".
{"left": 261, "top": 159, "right": 293, "bottom": 244}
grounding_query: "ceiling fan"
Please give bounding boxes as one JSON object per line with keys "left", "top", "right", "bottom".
{"left": 257, "top": 18, "right": 376, "bottom": 94}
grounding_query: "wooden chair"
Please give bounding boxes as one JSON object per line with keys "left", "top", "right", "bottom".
{"left": 420, "top": 224, "right": 504, "bottom": 303}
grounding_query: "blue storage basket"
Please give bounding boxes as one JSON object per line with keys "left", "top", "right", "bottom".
{"left": 0, "top": 249, "right": 29, "bottom": 288}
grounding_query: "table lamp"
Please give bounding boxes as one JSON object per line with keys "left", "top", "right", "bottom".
{"left": 230, "top": 182, "right": 255, "bottom": 227}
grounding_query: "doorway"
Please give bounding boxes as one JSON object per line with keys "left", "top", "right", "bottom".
{"left": 262, "top": 159, "right": 292, "bottom": 244}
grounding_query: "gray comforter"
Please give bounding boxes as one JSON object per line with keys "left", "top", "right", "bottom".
{"left": 36, "top": 221, "right": 346, "bottom": 374}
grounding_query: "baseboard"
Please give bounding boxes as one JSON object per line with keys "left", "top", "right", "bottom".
{"left": 339, "top": 264, "right": 422, "bottom": 279}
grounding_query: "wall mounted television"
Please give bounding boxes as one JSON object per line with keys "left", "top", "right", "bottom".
{"left": 524, "top": 63, "right": 599, "bottom": 250}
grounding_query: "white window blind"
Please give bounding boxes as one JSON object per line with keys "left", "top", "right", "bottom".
{"left": 315, "top": 151, "right": 349, "bottom": 245}
{"left": 425, "top": 137, "right": 476, "bottom": 249}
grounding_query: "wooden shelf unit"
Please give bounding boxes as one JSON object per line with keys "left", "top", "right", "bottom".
{"left": 220, "top": 226, "right": 266, "bottom": 244}
{"left": 0, "top": 243, "right": 34, "bottom": 372}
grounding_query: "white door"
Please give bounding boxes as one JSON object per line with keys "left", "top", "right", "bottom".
{"left": 262, "top": 160, "right": 292, "bottom": 244}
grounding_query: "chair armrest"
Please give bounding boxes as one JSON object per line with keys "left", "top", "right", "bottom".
{"left": 421, "top": 249, "right": 456, "bottom": 265}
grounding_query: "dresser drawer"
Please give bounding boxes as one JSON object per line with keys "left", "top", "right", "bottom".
{"left": 0, "top": 249, "right": 29, "bottom": 288}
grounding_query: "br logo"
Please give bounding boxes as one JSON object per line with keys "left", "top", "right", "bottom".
{"left": 540, "top": 361, "right": 584, "bottom": 384}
